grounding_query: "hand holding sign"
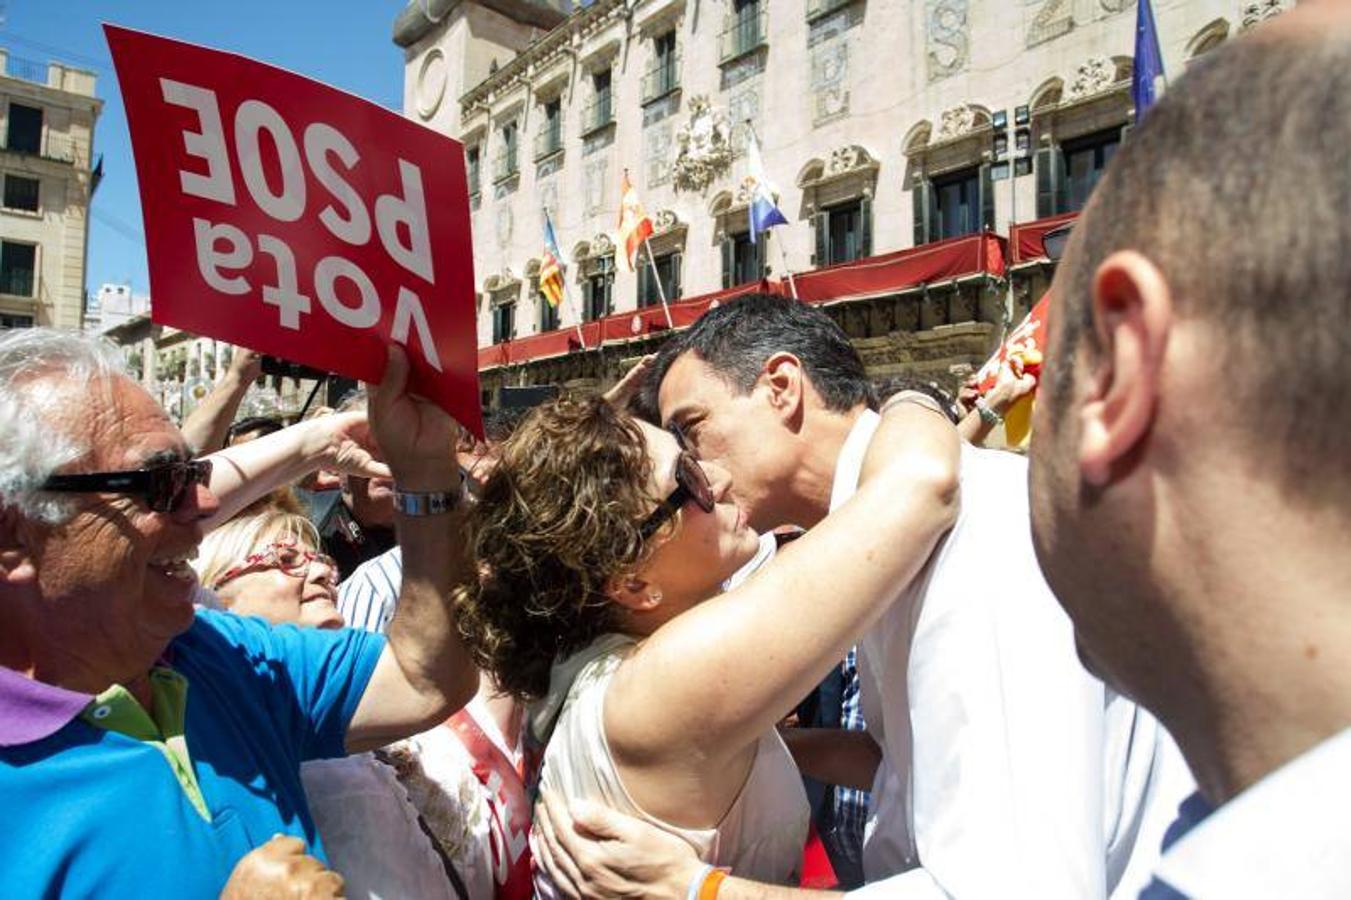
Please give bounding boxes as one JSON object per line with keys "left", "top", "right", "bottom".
{"left": 106, "top": 25, "right": 483, "bottom": 437}
{"left": 368, "top": 344, "right": 462, "bottom": 493}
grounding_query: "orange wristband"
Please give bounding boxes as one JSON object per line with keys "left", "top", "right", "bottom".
{"left": 698, "top": 868, "right": 729, "bottom": 900}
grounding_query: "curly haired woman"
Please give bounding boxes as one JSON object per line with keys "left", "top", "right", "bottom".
{"left": 457, "top": 394, "right": 959, "bottom": 894}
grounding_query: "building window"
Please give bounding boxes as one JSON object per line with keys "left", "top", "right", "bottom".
{"left": 466, "top": 145, "right": 481, "bottom": 197}
{"left": 538, "top": 288, "right": 560, "bottom": 332}
{"left": 584, "top": 69, "right": 614, "bottom": 134}
{"left": 491, "top": 300, "right": 516, "bottom": 344}
{"left": 583, "top": 255, "right": 615, "bottom": 321}
{"left": 0, "top": 313, "right": 34, "bottom": 329}
{"left": 1037, "top": 127, "right": 1122, "bottom": 217}
{"left": 913, "top": 164, "right": 993, "bottom": 245}
{"left": 721, "top": 0, "right": 767, "bottom": 64}
{"left": 5, "top": 104, "right": 43, "bottom": 155}
{"left": 814, "top": 198, "right": 872, "bottom": 266}
{"left": 722, "top": 231, "right": 765, "bottom": 287}
{"left": 535, "top": 98, "right": 563, "bottom": 160}
{"left": 3, "top": 174, "right": 39, "bottom": 212}
{"left": 639, "top": 251, "right": 682, "bottom": 307}
{"left": 643, "top": 32, "right": 680, "bottom": 104}
{"left": 0, "top": 241, "right": 37, "bottom": 297}
{"left": 494, "top": 122, "right": 519, "bottom": 182}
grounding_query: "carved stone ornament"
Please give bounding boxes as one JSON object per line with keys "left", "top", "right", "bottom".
{"left": 1241, "top": 0, "right": 1284, "bottom": 30}
{"left": 672, "top": 95, "right": 735, "bottom": 194}
{"left": 590, "top": 233, "right": 615, "bottom": 258}
{"left": 652, "top": 209, "right": 680, "bottom": 234}
{"left": 937, "top": 103, "right": 978, "bottom": 140}
{"left": 827, "top": 145, "right": 864, "bottom": 176}
{"left": 1065, "top": 56, "right": 1115, "bottom": 101}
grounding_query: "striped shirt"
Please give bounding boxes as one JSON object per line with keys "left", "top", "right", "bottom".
{"left": 337, "top": 547, "right": 403, "bottom": 635}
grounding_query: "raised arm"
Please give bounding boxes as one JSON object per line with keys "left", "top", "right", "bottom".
{"left": 180, "top": 348, "right": 262, "bottom": 454}
{"left": 200, "top": 411, "right": 390, "bottom": 531}
{"left": 609, "top": 399, "right": 960, "bottom": 768}
{"left": 344, "top": 346, "right": 478, "bottom": 752}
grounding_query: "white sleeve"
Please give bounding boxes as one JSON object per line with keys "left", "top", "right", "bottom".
{"left": 868, "top": 566, "right": 1108, "bottom": 898}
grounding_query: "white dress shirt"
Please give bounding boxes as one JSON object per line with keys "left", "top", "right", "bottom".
{"left": 837, "top": 410, "right": 1192, "bottom": 899}
{"left": 1146, "top": 727, "right": 1351, "bottom": 898}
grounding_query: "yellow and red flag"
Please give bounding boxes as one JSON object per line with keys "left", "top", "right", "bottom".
{"left": 540, "top": 210, "right": 565, "bottom": 308}
{"left": 973, "top": 292, "right": 1050, "bottom": 447}
{"left": 617, "top": 170, "right": 653, "bottom": 273}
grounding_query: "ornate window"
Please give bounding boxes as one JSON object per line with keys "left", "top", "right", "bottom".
{"left": 575, "top": 234, "right": 616, "bottom": 322}
{"left": 643, "top": 31, "right": 681, "bottom": 104}
{"left": 797, "top": 145, "right": 879, "bottom": 263}
{"left": 491, "top": 300, "right": 516, "bottom": 344}
{"left": 494, "top": 121, "right": 520, "bottom": 183}
{"left": 906, "top": 106, "right": 995, "bottom": 245}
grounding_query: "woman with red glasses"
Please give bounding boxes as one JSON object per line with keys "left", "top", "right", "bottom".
{"left": 194, "top": 509, "right": 343, "bottom": 630}
{"left": 454, "top": 393, "right": 960, "bottom": 897}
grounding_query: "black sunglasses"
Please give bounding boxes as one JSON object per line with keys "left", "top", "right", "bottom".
{"left": 1042, "top": 223, "right": 1074, "bottom": 263}
{"left": 40, "top": 458, "right": 213, "bottom": 513}
{"left": 639, "top": 447, "right": 715, "bottom": 540}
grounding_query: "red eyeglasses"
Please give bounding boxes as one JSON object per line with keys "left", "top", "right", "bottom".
{"left": 213, "top": 539, "right": 338, "bottom": 589}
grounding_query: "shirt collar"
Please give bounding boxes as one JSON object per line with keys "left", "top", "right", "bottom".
{"left": 1152, "top": 727, "right": 1351, "bottom": 897}
{"left": 829, "top": 409, "right": 880, "bottom": 513}
{"left": 0, "top": 665, "right": 94, "bottom": 747}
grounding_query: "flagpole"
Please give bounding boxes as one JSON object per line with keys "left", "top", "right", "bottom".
{"left": 561, "top": 277, "right": 589, "bottom": 351}
{"left": 774, "top": 228, "right": 799, "bottom": 299}
{"left": 642, "top": 235, "right": 675, "bottom": 329}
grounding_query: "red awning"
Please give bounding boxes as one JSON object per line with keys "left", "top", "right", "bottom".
{"left": 1009, "top": 212, "right": 1078, "bottom": 266}
{"left": 477, "top": 233, "right": 1006, "bottom": 372}
{"left": 786, "top": 232, "right": 1005, "bottom": 305}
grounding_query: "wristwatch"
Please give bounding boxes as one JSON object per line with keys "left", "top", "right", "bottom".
{"left": 393, "top": 483, "right": 464, "bottom": 516}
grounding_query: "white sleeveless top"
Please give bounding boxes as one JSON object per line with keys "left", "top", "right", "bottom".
{"left": 532, "top": 635, "right": 809, "bottom": 897}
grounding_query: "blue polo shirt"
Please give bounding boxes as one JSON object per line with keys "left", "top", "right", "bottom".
{"left": 0, "top": 609, "right": 385, "bottom": 898}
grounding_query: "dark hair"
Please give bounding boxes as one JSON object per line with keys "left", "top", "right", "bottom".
{"left": 639, "top": 293, "right": 874, "bottom": 422}
{"left": 226, "top": 416, "right": 283, "bottom": 442}
{"left": 454, "top": 395, "right": 662, "bottom": 700}
{"left": 874, "top": 376, "right": 962, "bottom": 424}
{"left": 1051, "top": 23, "right": 1351, "bottom": 501}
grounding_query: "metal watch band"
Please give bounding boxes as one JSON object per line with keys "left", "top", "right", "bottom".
{"left": 975, "top": 398, "right": 1004, "bottom": 427}
{"left": 393, "top": 486, "right": 462, "bottom": 516}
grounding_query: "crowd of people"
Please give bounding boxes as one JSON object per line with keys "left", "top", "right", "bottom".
{"left": 3, "top": 6, "right": 1350, "bottom": 898}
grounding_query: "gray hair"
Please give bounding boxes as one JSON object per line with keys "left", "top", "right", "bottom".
{"left": 0, "top": 328, "right": 128, "bottom": 523}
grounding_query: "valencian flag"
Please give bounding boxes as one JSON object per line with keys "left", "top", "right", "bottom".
{"left": 1133, "top": 0, "right": 1165, "bottom": 123}
{"left": 745, "top": 131, "right": 789, "bottom": 244}
{"left": 617, "top": 169, "right": 653, "bottom": 273}
{"left": 540, "top": 210, "right": 565, "bottom": 307}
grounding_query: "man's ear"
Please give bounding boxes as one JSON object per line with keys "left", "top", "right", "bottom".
{"left": 0, "top": 507, "right": 39, "bottom": 586}
{"left": 1078, "top": 250, "right": 1173, "bottom": 486}
{"left": 761, "top": 352, "right": 806, "bottom": 425}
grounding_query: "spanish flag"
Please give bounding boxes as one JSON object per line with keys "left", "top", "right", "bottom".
{"left": 973, "top": 293, "right": 1049, "bottom": 448}
{"left": 540, "top": 210, "right": 565, "bottom": 308}
{"left": 617, "top": 169, "right": 653, "bottom": 273}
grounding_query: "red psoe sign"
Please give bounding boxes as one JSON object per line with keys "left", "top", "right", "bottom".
{"left": 105, "top": 25, "right": 483, "bottom": 437}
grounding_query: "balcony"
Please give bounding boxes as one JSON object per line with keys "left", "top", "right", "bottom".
{"left": 806, "top": 0, "right": 855, "bottom": 22}
{"left": 641, "top": 55, "right": 681, "bottom": 104}
{"left": 1, "top": 54, "right": 49, "bottom": 86}
{"left": 2, "top": 132, "right": 83, "bottom": 166}
{"left": 493, "top": 147, "right": 520, "bottom": 184}
{"left": 581, "top": 95, "right": 615, "bottom": 136}
{"left": 534, "top": 124, "right": 564, "bottom": 161}
{"left": 719, "top": 7, "right": 767, "bottom": 64}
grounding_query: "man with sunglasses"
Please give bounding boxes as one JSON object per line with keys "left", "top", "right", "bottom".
{"left": 0, "top": 330, "right": 478, "bottom": 898}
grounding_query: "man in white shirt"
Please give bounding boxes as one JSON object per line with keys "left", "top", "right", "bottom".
{"left": 530, "top": 291, "right": 1188, "bottom": 899}
{"left": 1026, "top": 5, "right": 1351, "bottom": 896}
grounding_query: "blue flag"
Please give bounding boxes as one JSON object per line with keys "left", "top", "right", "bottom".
{"left": 745, "top": 132, "right": 789, "bottom": 245}
{"left": 1133, "top": 0, "right": 1165, "bottom": 124}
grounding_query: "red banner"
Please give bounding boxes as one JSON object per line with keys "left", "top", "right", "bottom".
{"left": 105, "top": 25, "right": 483, "bottom": 436}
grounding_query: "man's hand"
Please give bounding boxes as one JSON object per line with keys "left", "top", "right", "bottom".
{"left": 532, "top": 788, "right": 700, "bottom": 900}
{"left": 221, "top": 836, "right": 345, "bottom": 899}
{"left": 602, "top": 354, "right": 657, "bottom": 409}
{"left": 298, "top": 412, "right": 391, "bottom": 482}
{"left": 986, "top": 360, "right": 1038, "bottom": 415}
{"left": 227, "top": 347, "right": 264, "bottom": 384}
{"left": 367, "top": 344, "right": 461, "bottom": 491}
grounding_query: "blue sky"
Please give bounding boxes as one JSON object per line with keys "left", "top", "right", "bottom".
{"left": 3, "top": 0, "right": 407, "bottom": 297}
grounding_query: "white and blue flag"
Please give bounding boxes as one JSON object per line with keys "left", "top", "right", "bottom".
{"left": 745, "top": 131, "right": 789, "bottom": 244}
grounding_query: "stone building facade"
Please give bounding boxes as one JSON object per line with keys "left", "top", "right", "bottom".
{"left": 0, "top": 49, "right": 101, "bottom": 330}
{"left": 394, "top": 0, "right": 1286, "bottom": 401}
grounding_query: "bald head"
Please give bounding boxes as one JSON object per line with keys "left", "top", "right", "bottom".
{"left": 1052, "top": 3, "right": 1351, "bottom": 504}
